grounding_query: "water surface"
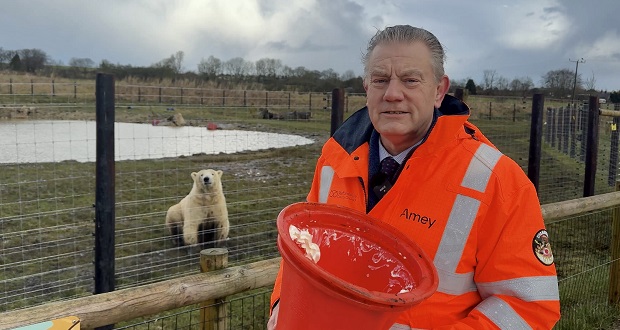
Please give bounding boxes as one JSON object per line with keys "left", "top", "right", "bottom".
{"left": 0, "top": 120, "right": 314, "bottom": 164}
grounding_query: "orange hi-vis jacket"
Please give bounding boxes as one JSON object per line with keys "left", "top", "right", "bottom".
{"left": 271, "top": 95, "right": 560, "bottom": 329}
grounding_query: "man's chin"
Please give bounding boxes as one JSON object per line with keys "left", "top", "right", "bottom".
{"left": 376, "top": 124, "right": 411, "bottom": 137}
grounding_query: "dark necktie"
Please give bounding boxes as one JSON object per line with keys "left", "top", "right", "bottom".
{"left": 380, "top": 156, "right": 399, "bottom": 181}
{"left": 372, "top": 156, "right": 399, "bottom": 200}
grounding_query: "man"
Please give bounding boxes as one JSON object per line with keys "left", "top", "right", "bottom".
{"left": 268, "top": 25, "right": 560, "bottom": 329}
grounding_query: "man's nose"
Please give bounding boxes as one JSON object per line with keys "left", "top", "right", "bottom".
{"left": 383, "top": 79, "right": 405, "bottom": 102}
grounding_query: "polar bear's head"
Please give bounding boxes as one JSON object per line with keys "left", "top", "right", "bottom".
{"left": 191, "top": 169, "right": 223, "bottom": 192}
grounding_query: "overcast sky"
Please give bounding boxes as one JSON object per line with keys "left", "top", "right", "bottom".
{"left": 2, "top": 0, "right": 619, "bottom": 91}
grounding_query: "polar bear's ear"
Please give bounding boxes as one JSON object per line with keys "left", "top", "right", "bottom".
{"left": 191, "top": 172, "right": 197, "bottom": 180}
{"left": 216, "top": 170, "right": 223, "bottom": 178}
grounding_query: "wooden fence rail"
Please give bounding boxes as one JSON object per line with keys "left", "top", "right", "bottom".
{"left": 0, "top": 258, "right": 281, "bottom": 329}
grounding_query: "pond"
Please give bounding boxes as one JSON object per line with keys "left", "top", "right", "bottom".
{"left": 0, "top": 120, "right": 314, "bottom": 164}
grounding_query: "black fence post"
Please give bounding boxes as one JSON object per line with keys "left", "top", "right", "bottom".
{"left": 528, "top": 93, "right": 544, "bottom": 193}
{"left": 584, "top": 96, "right": 600, "bottom": 197}
{"left": 95, "top": 73, "right": 116, "bottom": 330}
{"left": 488, "top": 102, "right": 492, "bottom": 120}
{"left": 609, "top": 116, "right": 620, "bottom": 186}
{"left": 330, "top": 88, "right": 345, "bottom": 136}
{"left": 570, "top": 105, "right": 577, "bottom": 158}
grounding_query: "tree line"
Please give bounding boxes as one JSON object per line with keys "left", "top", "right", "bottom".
{"left": 0, "top": 47, "right": 618, "bottom": 102}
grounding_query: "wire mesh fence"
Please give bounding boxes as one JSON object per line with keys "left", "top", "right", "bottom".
{"left": 1, "top": 79, "right": 620, "bottom": 328}
{"left": 548, "top": 206, "right": 619, "bottom": 329}
{"left": 114, "top": 288, "right": 272, "bottom": 330}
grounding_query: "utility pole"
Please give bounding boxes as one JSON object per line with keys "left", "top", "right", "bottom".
{"left": 569, "top": 58, "right": 585, "bottom": 105}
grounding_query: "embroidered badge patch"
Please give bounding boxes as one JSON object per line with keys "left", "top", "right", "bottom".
{"left": 533, "top": 229, "right": 554, "bottom": 266}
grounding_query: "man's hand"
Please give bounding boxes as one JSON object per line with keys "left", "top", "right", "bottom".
{"left": 267, "top": 304, "right": 279, "bottom": 329}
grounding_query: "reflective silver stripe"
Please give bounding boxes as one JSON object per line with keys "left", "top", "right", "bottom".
{"left": 389, "top": 324, "right": 423, "bottom": 330}
{"left": 318, "top": 166, "right": 335, "bottom": 203}
{"left": 436, "top": 268, "right": 477, "bottom": 295}
{"left": 476, "top": 296, "right": 531, "bottom": 330}
{"left": 434, "top": 143, "right": 501, "bottom": 294}
{"left": 434, "top": 194, "right": 480, "bottom": 272}
{"left": 461, "top": 143, "right": 502, "bottom": 192}
{"left": 477, "top": 275, "right": 560, "bottom": 301}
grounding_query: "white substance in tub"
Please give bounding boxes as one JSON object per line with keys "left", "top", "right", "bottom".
{"left": 289, "top": 225, "right": 321, "bottom": 263}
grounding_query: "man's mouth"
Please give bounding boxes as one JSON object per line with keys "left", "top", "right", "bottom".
{"left": 383, "top": 111, "right": 406, "bottom": 114}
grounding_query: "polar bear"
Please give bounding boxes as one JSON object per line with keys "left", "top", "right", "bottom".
{"left": 165, "top": 169, "right": 229, "bottom": 248}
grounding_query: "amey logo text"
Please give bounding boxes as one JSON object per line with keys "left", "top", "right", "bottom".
{"left": 400, "top": 208, "right": 437, "bottom": 229}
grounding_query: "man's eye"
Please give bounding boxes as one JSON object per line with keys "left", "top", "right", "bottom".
{"left": 372, "top": 78, "right": 388, "bottom": 85}
{"left": 404, "top": 78, "right": 420, "bottom": 85}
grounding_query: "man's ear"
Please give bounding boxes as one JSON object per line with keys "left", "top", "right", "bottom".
{"left": 434, "top": 75, "right": 450, "bottom": 109}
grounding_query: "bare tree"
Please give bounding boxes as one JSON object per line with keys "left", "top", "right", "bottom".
{"left": 197, "top": 55, "right": 222, "bottom": 77}
{"left": 255, "top": 58, "right": 282, "bottom": 77}
{"left": 281, "top": 65, "right": 294, "bottom": 77}
{"left": 172, "top": 50, "right": 184, "bottom": 75}
{"left": 509, "top": 76, "right": 534, "bottom": 97}
{"left": 482, "top": 69, "right": 497, "bottom": 91}
{"left": 69, "top": 57, "right": 95, "bottom": 68}
{"left": 321, "top": 69, "right": 339, "bottom": 80}
{"left": 341, "top": 70, "right": 356, "bottom": 81}
{"left": 0, "top": 48, "right": 16, "bottom": 68}
{"left": 542, "top": 68, "right": 580, "bottom": 97}
{"left": 521, "top": 76, "right": 534, "bottom": 91}
{"left": 497, "top": 76, "right": 509, "bottom": 92}
{"left": 223, "top": 57, "right": 253, "bottom": 77}
{"left": 153, "top": 51, "right": 185, "bottom": 75}
{"left": 255, "top": 58, "right": 268, "bottom": 76}
{"left": 19, "top": 48, "right": 48, "bottom": 73}
{"left": 584, "top": 70, "right": 596, "bottom": 91}
{"left": 292, "top": 66, "right": 308, "bottom": 77}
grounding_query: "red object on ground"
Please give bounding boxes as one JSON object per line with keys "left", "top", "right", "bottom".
{"left": 207, "top": 122, "right": 218, "bottom": 130}
{"left": 152, "top": 119, "right": 160, "bottom": 126}
{"left": 276, "top": 202, "right": 438, "bottom": 330}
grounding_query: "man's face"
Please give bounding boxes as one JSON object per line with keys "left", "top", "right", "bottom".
{"left": 364, "top": 41, "right": 449, "bottom": 154}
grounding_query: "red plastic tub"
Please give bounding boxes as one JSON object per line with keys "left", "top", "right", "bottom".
{"left": 276, "top": 202, "right": 438, "bottom": 329}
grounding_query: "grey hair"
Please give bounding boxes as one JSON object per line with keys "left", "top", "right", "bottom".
{"left": 362, "top": 25, "right": 446, "bottom": 82}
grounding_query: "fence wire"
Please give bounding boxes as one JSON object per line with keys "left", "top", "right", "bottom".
{"left": 1, "top": 81, "right": 620, "bottom": 329}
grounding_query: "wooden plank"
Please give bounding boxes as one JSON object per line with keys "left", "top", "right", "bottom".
{"left": 541, "top": 190, "right": 620, "bottom": 221}
{"left": 0, "top": 258, "right": 281, "bottom": 330}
